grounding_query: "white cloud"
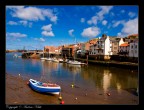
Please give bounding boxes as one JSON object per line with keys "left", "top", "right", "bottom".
{"left": 68, "top": 29, "right": 74, "bottom": 37}
{"left": 112, "top": 20, "right": 125, "bottom": 27}
{"left": 7, "top": 20, "right": 33, "bottom": 27}
{"left": 41, "top": 24, "right": 52, "bottom": 31}
{"left": 41, "top": 24, "right": 54, "bottom": 37}
{"left": 39, "top": 38, "right": 45, "bottom": 42}
{"left": 81, "top": 26, "right": 100, "bottom": 38}
{"left": 118, "top": 17, "right": 138, "bottom": 37}
{"left": 87, "top": 6, "right": 113, "bottom": 25}
{"left": 41, "top": 31, "right": 54, "bottom": 37}
{"left": 102, "top": 20, "right": 107, "bottom": 25}
{"left": 87, "top": 16, "right": 97, "bottom": 25}
{"left": 7, "top": 21, "right": 18, "bottom": 25}
{"left": 97, "top": 6, "right": 113, "bottom": 20}
{"left": 6, "top": 32, "right": 27, "bottom": 38}
{"left": 7, "top": 6, "right": 58, "bottom": 23}
{"left": 128, "top": 12, "right": 136, "bottom": 18}
{"left": 80, "top": 18, "right": 85, "bottom": 23}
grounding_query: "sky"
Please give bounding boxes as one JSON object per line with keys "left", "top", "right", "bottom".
{"left": 6, "top": 5, "right": 138, "bottom": 50}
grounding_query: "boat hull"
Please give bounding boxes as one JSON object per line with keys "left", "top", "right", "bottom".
{"left": 29, "top": 79, "right": 61, "bottom": 95}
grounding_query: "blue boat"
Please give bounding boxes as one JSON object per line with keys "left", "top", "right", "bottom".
{"left": 28, "top": 79, "right": 61, "bottom": 95}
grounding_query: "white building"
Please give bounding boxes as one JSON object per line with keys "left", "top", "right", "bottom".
{"left": 89, "top": 35, "right": 112, "bottom": 60}
{"left": 129, "top": 39, "right": 138, "bottom": 58}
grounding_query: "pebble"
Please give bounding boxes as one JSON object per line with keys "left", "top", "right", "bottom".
{"left": 75, "top": 97, "right": 77, "bottom": 100}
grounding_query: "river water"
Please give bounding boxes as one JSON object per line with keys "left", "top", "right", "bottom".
{"left": 6, "top": 52, "right": 138, "bottom": 95}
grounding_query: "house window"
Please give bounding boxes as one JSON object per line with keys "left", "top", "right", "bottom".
{"left": 114, "top": 47, "right": 117, "bottom": 50}
{"left": 131, "top": 45, "right": 133, "bottom": 48}
{"left": 135, "top": 50, "right": 137, "bottom": 53}
{"left": 101, "top": 50, "right": 103, "bottom": 53}
{"left": 98, "top": 50, "right": 99, "bottom": 53}
{"left": 131, "top": 50, "right": 133, "bottom": 53}
{"left": 135, "top": 45, "right": 137, "bottom": 48}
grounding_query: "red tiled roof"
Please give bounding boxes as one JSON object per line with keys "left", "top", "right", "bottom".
{"left": 128, "top": 34, "right": 138, "bottom": 38}
{"left": 120, "top": 43, "right": 129, "bottom": 47}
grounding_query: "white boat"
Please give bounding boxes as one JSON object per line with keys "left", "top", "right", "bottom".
{"left": 28, "top": 79, "right": 61, "bottom": 95}
{"left": 45, "top": 57, "right": 53, "bottom": 61}
{"left": 67, "top": 60, "right": 85, "bottom": 65}
{"left": 59, "top": 58, "right": 63, "bottom": 63}
{"left": 52, "top": 58, "right": 59, "bottom": 63}
{"left": 40, "top": 57, "right": 47, "bottom": 61}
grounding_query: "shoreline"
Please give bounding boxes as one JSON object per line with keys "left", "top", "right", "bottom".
{"left": 6, "top": 73, "right": 139, "bottom": 105}
{"left": 75, "top": 58, "right": 138, "bottom": 70}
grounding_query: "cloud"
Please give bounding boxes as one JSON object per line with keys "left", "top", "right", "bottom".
{"left": 80, "top": 18, "right": 85, "bottom": 23}
{"left": 97, "top": 6, "right": 113, "bottom": 20}
{"left": 41, "top": 31, "right": 54, "bottom": 37}
{"left": 112, "top": 20, "right": 125, "bottom": 27}
{"left": 7, "top": 6, "right": 58, "bottom": 23}
{"left": 117, "top": 17, "right": 138, "bottom": 37}
{"left": 7, "top": 21, "right": 18, "bottom": 25}
{"left": 102, "top": 20, "right": 107, "bottom": 25}
{"left": 68, "top": 29, "right": 74, "bottom": 37}
{"left": 34, "top": 37, "right": 45, "bottom": 42}
{"left": 6, "top": 32, "right": 27, "bottom": 38}
{"left": 87, "top": 16, "right": 97, "bottom": 25}
{"left": 81, "top": 26, "right": 100, "bottom": 38}
{"left": 41, "top": 24, "right": 54, "bottom": 37}
{"left": 128, "top": 12, "right": 136, "bottom": 18}
{"left": 87, "top": 6, "right": 113, "bottom": 25}
{"left": 41, "top": 24, "right": 52, "bottom": 31}
{"left": 7, "top": 20, "right": 33, "bottom": 27}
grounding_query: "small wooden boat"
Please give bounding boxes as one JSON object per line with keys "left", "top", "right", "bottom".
{"left": 28, "top": 79, "right": 61, "bottom": 95}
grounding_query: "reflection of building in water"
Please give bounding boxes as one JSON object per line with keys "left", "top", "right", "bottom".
{"left": 116, "top": 82, "right": 121, "bottom": 93}
{"left": 31, "top": 59, "right": 38, "bottom": 65}
{"left": 67, "top": 64, "right": 81, "bottom": 74}
{"left": 103, "top": 69, "right": 112, "bottom": 93}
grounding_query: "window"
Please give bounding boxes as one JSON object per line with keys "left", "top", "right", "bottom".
{"left": 135, "top": 50, "right": 137, "bottom": 53}
{"left": 131, "top": 45, "right": 133, "bottom": 48}
{"left": 101, "top": 50, "right": 103, "bottom": 53}
{"left": 135, "top": 45, "right": 137, "bottom": 48}
{"left": 98, "top": 50, "right": 99, "bottom": 53}
{"left": 131, "top": 50, "right": 133, "bottom": 53}
{"left": 114, "top": 47, "right": 117, "bottom": 50}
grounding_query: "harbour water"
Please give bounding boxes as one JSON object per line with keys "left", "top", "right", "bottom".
{"left": 6, "top": 52, "right": 139, "bottom": 104}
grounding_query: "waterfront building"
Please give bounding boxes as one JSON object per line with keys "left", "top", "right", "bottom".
{"left": 118, "top": 42, "right": 129, "bottom": 57}
{"left": 89, "top": 34, "right": 112, "bottom": 60}
{"left": 80, "top": 39, "right": 98, "bottom": 56}
{"left": 110, "top": 37, "right": 124, "bottom": 55}
{"left": 129, "top": 39, "right": 138, "bottom": 58}
{"left": 44, "top": 46, "right": 60, "bottom": 57}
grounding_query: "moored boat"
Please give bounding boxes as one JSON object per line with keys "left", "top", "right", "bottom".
{"left": 28, "top": 79, "right": 61, "bottom": 95}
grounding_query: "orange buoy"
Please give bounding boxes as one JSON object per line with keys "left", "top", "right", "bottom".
{"left": 60, "top": 100, "right": 64, "bottom": 104}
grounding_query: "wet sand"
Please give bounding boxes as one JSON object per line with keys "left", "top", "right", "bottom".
{"left": 6, "top": 73, "right": 139, "bottom": 105}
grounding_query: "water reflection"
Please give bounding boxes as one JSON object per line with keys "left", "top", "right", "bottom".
{"left": 6, "top": 53, "right": 138, "bottom": 93}
{"left": 80, "top": 65, "right": 138, "bottom": 91}
{"left": 103, "top": 70, "right": 112, "bottom": 93}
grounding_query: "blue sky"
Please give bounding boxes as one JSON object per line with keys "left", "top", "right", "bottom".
{"left": 6, "top": 5, "right": 138, "bottom": 50}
